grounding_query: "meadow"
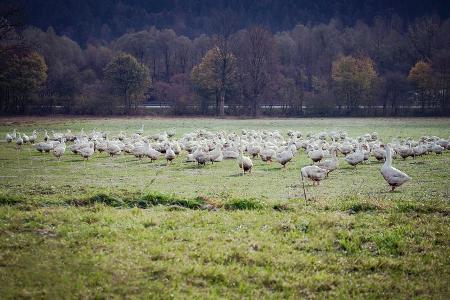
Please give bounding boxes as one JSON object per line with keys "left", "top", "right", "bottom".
{"left": 0, "top": 117, "right": 449, "bottom": 299}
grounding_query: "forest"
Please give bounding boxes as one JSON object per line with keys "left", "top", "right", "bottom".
{"left": 1, "top": 0, "right": 450, "bottom": 116}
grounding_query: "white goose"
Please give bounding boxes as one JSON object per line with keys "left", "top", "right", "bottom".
{"left": 5, "top": 132, "right": 13, "bottom": 143}
{"left": 308, "top": 147, "right": 324, "bottom": 163}
{"left": 372, "top": 145, "right": 386, "bottom": 162}
{"left": 431, "top": 143, "right": 444, "bottom": 155}
{"left": 237, "top": 145, "right": 253, "bottom": 174}
{"left": 208, "top": 146, "right": 223, "bottom": 163}
{"left": 301, "top": 166, "right": 327, "bottom": 185}
{"left": 22, "top": 133, "right": 30, "bottom": 144}
{"left": 136, "top": 124, "right": 144, "bottom": 136}
{"left": 381, "top": 144, "right": 411, "bottom": 191}
{"left": 43, "top": 130, "right": 49, "bottom": 141}
{"left": 276, "top": 147, "right": 294, "bottom": 167}
{"left": 344, "top": 144, "right": 364, "bottom": 167}
{"left": 79, "top": 143, "right": 95, "bottom": 160}
{"left": 165, "top": 145, "right": 176, "bottom": 164}
{"left": 316, "top": 149, "right": 338, "bottom": 176}
{"left": 106, "top": 141, "right": 121, "bottom": 157}
{"left": 193, "top": 147, "right": 208, "bottom": 165}
{"left": 52, "top": 140, "right": 66, "bottom": 160}
{"left": 29, "top": 130, "right": 37, "bottom": 144}
{"left": 15, "top": 133, "right": 23, "bottom": 150}
{"left": 259, "top": 147, "right": 276, "bottom": 163}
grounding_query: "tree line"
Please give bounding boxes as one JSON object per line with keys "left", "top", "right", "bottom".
{"left": 19, "top": 0, "right": 450, "bottom": 46}
{"left": 1, "top": 9, "right": 450, "bottom": 116}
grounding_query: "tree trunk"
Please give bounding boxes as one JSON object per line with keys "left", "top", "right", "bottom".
{"left": 218, "top": 89, "right": 225, "bottom": 117}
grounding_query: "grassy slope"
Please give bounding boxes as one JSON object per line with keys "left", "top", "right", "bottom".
{"left": 0, "top": 117, "right": 449, "bottom": 299}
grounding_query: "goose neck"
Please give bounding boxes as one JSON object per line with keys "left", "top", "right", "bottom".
{"left": 385, "top": 146, "right": 392, "bottom": 167}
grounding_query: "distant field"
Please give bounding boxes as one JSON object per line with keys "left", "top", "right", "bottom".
{"left": 0, "top": 117, "right": 449, "bottom": 299}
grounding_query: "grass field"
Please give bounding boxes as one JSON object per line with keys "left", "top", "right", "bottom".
{"left": 0, "top": 117, "right": 449, "bottom": 299}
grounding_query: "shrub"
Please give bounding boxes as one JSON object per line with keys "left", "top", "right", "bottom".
{"left": 135, "top": 192, "right": 204, "bottom": 209}
{"left": 0, "top": 194, "right": 22, "bottom": 206}
{"left": 223, "top": 198, "right": 264, "bottom": 210}
{"left": 89, "top": 193, "right": 125, "bottom": 207}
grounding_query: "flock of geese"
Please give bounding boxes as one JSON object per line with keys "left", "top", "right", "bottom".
{"left": 5, "top": 126, "right": 450, "bottom": 192}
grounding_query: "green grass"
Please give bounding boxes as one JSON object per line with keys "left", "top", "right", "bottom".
{"left": 0, "top": 117, "right": 449, "bottom": 299}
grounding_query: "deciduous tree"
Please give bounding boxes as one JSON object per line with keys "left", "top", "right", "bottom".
{"left": 235, "top": 27, "right": 277, "bottom": 116}
{"left": 0, "top": 51, "right": 47, "bottom": 113}
{"left": 332, "top": 56, "right": 377, "bottom": 112}
{"left": 408, "top": 60, "right": 435, "bottom": 111}
{"left": 190, "top": 47, "right": 237, "bottom": 116}
{"left": 104, "top": 53, "right": 151, "bottom": 113}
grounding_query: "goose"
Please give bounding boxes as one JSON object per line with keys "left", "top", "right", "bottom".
{"left": 51, "top": 130, "right": 64, "bottom": 142}
{"left": 95, "top": 140, "right": 108, "bottom": 153}
{"left": 316, "top": 149, "right": 338, "bottom": 176}
{"left": 15, "top": 133, "right": 23, "bottom": 149}
{"left": 301, "top": 166, "right": 327, "bottom": 185}
{"left": 64, "top": 129, "right": 75, "bottom": 142}
{"left": 44, "top": 130, "right": 49, "bottom": 141}
{"left": 193, "top": 148, "right": 208, "bottom": 165}
{"left": 118, "top": 131, "right": 126, "bottom": 141}
{"left": 308, "top": 147, "right": 324, "bottom": 163}
{"left": 397, "top": 145, "right": 413, "bottom": 160}
{"left": 121, "top": 142, "right": 134, "bottom": 154}
{"left": 165, "top": 146, "right": 176, "bottom": 164}
{"left": 362, "top": 143, "right": 371, "bottom": 163}
{"left": 381, "top": 144, "right": 411, "bottom": 191}
{"left": 5, "top": 133, "right": 13, "bottom": 143}
{"left": 114, "top": 140, "right": 126, "bottom": 152}
{"left": 136, "top": 124, "right": 144, "bottom": 136}
{"left": 71, "top": 138, "right": 91, "bottom": 153}
{"left": 431, "top": 143, "right": 444, "bottom": 155}
{"left": 167, "top": 129, "right": 176, "bottom": 138}
{"left": 146, "top": 146, "right": 161, "bottom": 162}
{"left": 35, "top": 142, "right": 45, "bottom": 153}
{"left": 106, "top": 141, "right": 121, "bottom": 157}
{"left": 287, "top": 142, "right": 297, "bottom": 156}
{"left": 132, "top": 143, "right": 146, "bottom": 159}
{"left": 11, "top": 129, "right": 17, "bottom": 140}
{"left": 437, "top": 138, "right": 449, "bottom": 149}
{"left": 29, "top": 131, "right": 37, "bottom": 144}
{"left": 22, "top": 133, "right": 30, "bottom": 144}
{"left": 339, "top": 142, "right": 353, "bottom": 155}
{"left": 186, "top": 153, "right": 196, "bottom": 162}
{"left": 223, "top": 149, "right": 240, "bottom": 159}
{"left": 35, "top": 141, "right": 54, "bottom": 153}
{"left": 276, "top": 148, "right": 294, "bottom": 167}
{"left": 79, "top": 143, "right": 95, "bottom": 160}
{"left": 372, "top": 145, "right": 386, "bottom": 162}
{"left": 207, "top": 146, "right": 223, "bottom": 163}
{"left": 52, "top": 140, "right": 66, "bottom": 160}
{"left": 247, "top": 143, "right": 261, "bottom": 158}
{"left": 70, "top": 141, "right": 84, "bottom": 154}
{"left": 171, "top": 142, "right": 182, "bottom": 155}
{"left": 259, "top": 147, "right": 276, "bottom": 163}
{"left": 237, "top": 146, "right": 253, "bottom": 174}
{"left": 287, "top": 130, "right": 302, "bottom": 138}
{"left": 444, "top": 137, "right": 450, "bottom": 150}
{"left": 371, "top": 132, "right": 378, "bottom": 141}
{"left": 344, "top": 144, "right": 364, "bottom": 167}
{"left": 413, "top": 144, "right": 427, "bottom": 157}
